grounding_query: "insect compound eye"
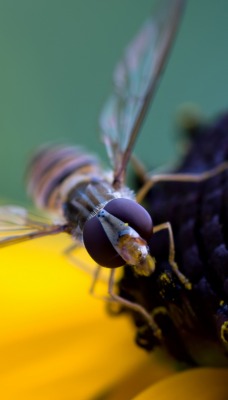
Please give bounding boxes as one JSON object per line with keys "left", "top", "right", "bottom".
{"left": 83, "top": 198, "right": 153, "bottom": 268}
{"left": 83, "top": 215, "right": 124, "bottom": 268}
{"left": 104, "top": 198, "right": 153, "bottom": 240}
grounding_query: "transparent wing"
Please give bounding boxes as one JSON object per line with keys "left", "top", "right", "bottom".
{"left": 100, "top": 0, "right": 186, "bottom": 188}
{"left": 0, "top": 205, "right": 67, "bottom": 247}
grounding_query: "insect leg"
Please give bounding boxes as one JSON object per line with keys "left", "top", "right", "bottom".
{"left": 89, "top": 266, "right": 162, "bottom": 338}
{"left": 153, "top": 222, "right": 191, "bottom": 290}
{"left": 130, "top": 155, "right": 147, "bottom": 182}
{"left": 89, "top": 264, "right": 121, "bottom": 307}
{"left": 108, "top": 269, "right": 162, "bottom": 339}
{"left": 64, "top": 242, "right": 98, "bottom": 276}
{"left": 64, "top": 242, "right": 84, "bottom": 268}
{"left": 64, "top": 244, "right": 110, "bottom": 284}
{"left": 89, "top": 265, "right": 122, "bottom": 302}
{"left": 136, "top": 161, "right": 228, "bottom": 202}
{"left": 0, "top": 225, "right": 67, "bottom": 247}
{"left": 89, "top": 265, "right": 102, "bottom": 296}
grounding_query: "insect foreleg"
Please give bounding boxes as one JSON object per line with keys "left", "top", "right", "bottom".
{"left": 89, "top": 265, "right": 102, "bottom": 296}
{"left": 64, "top": 242, "right": 96, "bottom": 275}
{"left": 89, "top": 265, "right": 122, "bottom": 307}
{"left": 153, "top": 222, "right": 191, "bottom": 290}
{"left": 108, "top": 269, "right": 162, "bottom": 339}
{"left": 64, "top": 242, "right": 83, "bottom": 266}
{"left": 89, "top": 266, "right": 162, "bottom": 338}
{"left": 136, "top": 161, "right": 228, "bottom": 203}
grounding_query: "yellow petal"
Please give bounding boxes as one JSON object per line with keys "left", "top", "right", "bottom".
{"left": 0, "top": 235, "right": 175, "bottom": 399}
{"left": 132, "top": 368, "right": 228, "bottom": 400}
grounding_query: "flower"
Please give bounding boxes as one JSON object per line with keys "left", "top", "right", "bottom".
{"left": 118, "top": 111, "right": 228, "bottom": 367}
{"left": 0, "top": 235, "right": 175, "bottom": 399}
{"left": 1, "top": 235, "right": 228, "bottom": 400}
{"left": 1, "top": 112, "right": 228, "bottom": 399}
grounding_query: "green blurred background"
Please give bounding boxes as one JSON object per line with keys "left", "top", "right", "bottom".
{"left": 0, "top": 0, "right": 227, "bottom": 204}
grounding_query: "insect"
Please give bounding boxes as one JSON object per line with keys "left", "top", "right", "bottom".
{"left": 1, "top": 0, "right": 227, "bottom": 340}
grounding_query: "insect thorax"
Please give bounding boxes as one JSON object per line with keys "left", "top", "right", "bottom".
{"left": 63, "top": 178, "right": 134, "bottom": 239}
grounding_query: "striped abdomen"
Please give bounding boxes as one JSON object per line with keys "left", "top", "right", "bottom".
{"left": 26, "top": 145, "right": 105, "bottom": 215}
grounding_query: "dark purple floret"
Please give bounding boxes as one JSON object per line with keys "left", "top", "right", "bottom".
{"left": 116, "top": 112, "right": 228, "bottom": 366}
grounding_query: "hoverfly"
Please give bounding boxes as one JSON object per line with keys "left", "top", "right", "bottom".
{"left": 1, "top": 0, "right": 227, "bottom": 340}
